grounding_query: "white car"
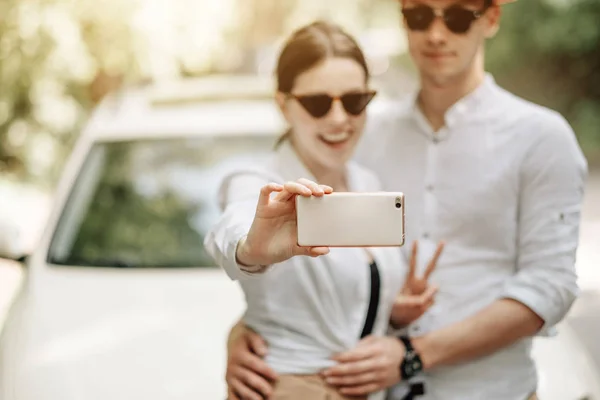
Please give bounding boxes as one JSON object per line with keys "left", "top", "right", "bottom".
{"left": 0, "top": 74, "right": 395, "bottom": 400}
{"left": 0, "top": 74, "right": 598, "bottom": 400}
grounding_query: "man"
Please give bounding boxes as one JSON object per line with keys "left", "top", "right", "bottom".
{"left": 221, "top": 0, "right": 589, "bottom": 399}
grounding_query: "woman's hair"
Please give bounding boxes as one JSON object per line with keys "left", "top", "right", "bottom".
{"left": 274, "top": 20, "right": 370, "bottom": 147}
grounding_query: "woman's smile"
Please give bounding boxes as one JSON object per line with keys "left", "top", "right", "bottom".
{"left": 318, "top": 130, "right": 353, "bottom": 147}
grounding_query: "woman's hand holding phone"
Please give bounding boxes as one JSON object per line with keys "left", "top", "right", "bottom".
{"left": 236, "top": 178, "right": 333, "bottom": 267}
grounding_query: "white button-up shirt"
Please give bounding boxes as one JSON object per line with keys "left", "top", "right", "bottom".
{"left": 355, "top": 74, "right": 588, "bottom": 400}
{"left": 204, "top": 141, "right": 406, "bottom": 400}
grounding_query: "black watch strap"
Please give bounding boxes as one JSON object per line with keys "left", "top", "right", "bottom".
{"left": 398, "top": 335, "right": 424, "bottom": 380}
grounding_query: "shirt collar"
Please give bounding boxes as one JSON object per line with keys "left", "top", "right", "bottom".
{"left": 445, "top": 73, "right": 498, "bottom": 126}
{"left": 408, "top": 73, "right": 499, "bottom": 138}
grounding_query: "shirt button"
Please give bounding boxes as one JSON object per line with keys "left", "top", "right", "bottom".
{"left": 411, "top": 325, "right": 421, "bottom": 334}
{"left": 422, "top": 233, "right": 429, "bottom": 239}
{"left": 432, "top": 137, "right": 440, "bottom": 144}
{"left": 426, "top": 184, "right": 434, "bottom": 191}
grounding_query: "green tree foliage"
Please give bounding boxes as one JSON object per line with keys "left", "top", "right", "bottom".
{"left": 0, "top": 0, "right": 55, "bottom": 178}
{"left": 0, "top": 0, "right": 137, "bottom": 185}
{"left": 486, "top": 0, "right": 600, "bottom": 159}
{"left": 1, "top": 0, "right": 599, "bottom": 186}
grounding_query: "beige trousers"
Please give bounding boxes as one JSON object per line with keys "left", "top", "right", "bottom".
{"left": 272, "top": 374, "right": 367, "bottom": 400}
{"left": 273, "top": 379, "right": 538, "bottom": 400}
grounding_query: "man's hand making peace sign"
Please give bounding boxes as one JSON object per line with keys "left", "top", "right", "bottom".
{"left": 390, "top": 240, "right": 445, "bottom": 328}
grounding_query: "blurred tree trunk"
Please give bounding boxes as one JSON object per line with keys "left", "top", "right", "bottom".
{"left": 89, "top": 70, "right": 124, "bottom": 105}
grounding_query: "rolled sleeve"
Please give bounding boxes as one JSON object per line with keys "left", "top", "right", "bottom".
{"left": 502, "top": 114, "right": 588, "bottom": 332}
{"left": 203, "top": 170, "right": 279, "bottom": 281}
{"left": 203, "top": 207, "right": 265, "bottom": 281}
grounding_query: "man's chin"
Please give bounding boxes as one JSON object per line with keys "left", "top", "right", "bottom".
{"left": 421, "top": 68, "right": 462, "bottom": 87}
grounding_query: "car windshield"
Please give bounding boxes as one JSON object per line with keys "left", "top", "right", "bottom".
{"left": 47, "top": 135, "right": 276, "bottom": 268}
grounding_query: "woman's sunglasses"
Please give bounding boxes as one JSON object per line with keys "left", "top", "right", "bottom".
{"left": 402, "top": 5, "right": 488, "bottom": 34}
{"left": 287, "top": 91, "right": 377, "bottom": 118}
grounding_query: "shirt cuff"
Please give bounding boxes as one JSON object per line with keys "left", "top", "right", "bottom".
{"left": 501, "top": 279, "right": 574, "bottom": 337}
{"left": 223, "top": 232, "right": 271, "bottom": 280}
{"left": 386, "top": 323, "right": 410, "bottom": 337}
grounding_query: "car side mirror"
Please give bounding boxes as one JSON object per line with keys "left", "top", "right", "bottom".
{"left": 0, "top": 220, "right": 27, "bottom": 262}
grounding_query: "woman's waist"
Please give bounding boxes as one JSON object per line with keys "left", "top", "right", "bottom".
{"left": 245, "top": 314, "right": 356, "bottom": 349}
{"left": 265, "top": 348, "right": 339, "bottom": 375}
{"left": 243, "top": 299, "right": 393, "bottom": 348}
{"left": 243, "top": 315, "right": 364, "bottom": 372}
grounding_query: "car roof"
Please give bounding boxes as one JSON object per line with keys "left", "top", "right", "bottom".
{"left": 83, "top": 75, "right": 284, "bottom": 142}
{"left": 83, "top": 74, "right": 393, "bottom": 142}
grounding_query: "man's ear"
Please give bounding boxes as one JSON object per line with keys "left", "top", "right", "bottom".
{"left": 484, "top": 5, "right": 501, "bottom": 38}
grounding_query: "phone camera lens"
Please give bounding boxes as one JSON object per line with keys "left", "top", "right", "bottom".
{"left": 395, "top": 196, "right": 402, "bottom": 209}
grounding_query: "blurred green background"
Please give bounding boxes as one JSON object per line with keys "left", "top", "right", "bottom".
{"left": 1, "top": 0, "right": 599, "bottom": 189}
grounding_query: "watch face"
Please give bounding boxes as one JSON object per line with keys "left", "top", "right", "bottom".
{"left": 411, "top": 358, "right": 422, "bottom": 371}
{"left": 402, "top": 350, "right": 423, "bottom": 379}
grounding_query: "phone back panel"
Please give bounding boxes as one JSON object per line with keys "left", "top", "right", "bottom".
{"left": 296, "top": 192, "right": 405, "bottom": 247}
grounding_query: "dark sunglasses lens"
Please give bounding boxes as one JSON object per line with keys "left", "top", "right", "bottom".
{"left": 296, "top": 95, "right": 332, "bottom": 118}
{"left": 403, "top": 7, "right": 435, "bottom": 31}
{"left": 341, "top": 93, "right": 375, "bottom": 116}
{"left": 444, "top": 7, "right": 476, "bottom": 33}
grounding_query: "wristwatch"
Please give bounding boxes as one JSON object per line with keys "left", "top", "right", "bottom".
{"left": 398, "top": 335, "right": 424, "bottom": 380}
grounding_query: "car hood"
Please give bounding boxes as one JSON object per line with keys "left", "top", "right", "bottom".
{"left": 1, "top": 265, "right": 245, "bottom": 400}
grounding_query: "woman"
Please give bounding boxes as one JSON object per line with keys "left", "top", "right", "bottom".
{"left": 204, "top": 21, "right": 443, "bottom": 400}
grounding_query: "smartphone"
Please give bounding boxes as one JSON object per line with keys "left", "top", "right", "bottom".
{"left": 295, "top": 192, "right": 405, "bottom": 247}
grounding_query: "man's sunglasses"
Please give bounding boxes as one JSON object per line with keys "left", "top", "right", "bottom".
{"left": 402, "top": 4, "right": 489, "bottom": 34}
{"left": 287, "top": 91, "right": 377, "bottom": 118}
